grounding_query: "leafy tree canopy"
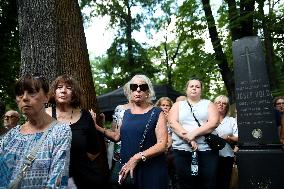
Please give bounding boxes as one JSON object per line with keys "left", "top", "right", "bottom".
{"left": 0, "top": 0, "right": 20, "bottom": 109}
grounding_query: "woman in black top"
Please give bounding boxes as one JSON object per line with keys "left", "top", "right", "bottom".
{"left": 47, "top": 74, "right": 108, "bottom": 188}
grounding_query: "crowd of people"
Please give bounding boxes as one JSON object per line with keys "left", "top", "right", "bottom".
{"left": 0, "top": 73, "right": 283, "bottom": 189}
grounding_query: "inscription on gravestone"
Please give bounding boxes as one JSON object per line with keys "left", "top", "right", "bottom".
{"left": 232, "top": 36, "right": 279, "bottom": 145}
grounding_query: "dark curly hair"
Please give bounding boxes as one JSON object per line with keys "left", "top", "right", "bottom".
{"left": 48, "top": 74, "right": 84, "bottom": 108}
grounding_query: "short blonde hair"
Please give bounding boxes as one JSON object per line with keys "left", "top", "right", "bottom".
{"left": 123, "top": 81, "right": 131, "bottom": 100}
{"left": 214, "top": 95, "right": 230, "bottom": 115}
{"left": 128, "top": 74, "right": 155, "bottom": 103}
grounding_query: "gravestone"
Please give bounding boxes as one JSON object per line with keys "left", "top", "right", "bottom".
{"left": 232, "top": 36, "right": 284, "bottom": 189}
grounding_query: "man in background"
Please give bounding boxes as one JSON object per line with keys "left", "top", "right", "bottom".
{"left": 4, "top": 110, "right": 20, "bottom": 130}
{"left": 0, "top": 110, "right": 20, "bottom": 139}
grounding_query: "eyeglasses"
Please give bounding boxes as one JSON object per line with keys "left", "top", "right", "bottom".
{"left": 130, "top": 84, "right": 149, "bottom": 92}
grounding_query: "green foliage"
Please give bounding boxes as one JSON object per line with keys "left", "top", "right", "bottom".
{"left": 68, "top": 0, "right": 284, "bottom": 100}
{"left": 0, "top": 0, "right": 20, "bottom": 109}
{"left": 92, "top": 37, "right": 159, "bottom": 95}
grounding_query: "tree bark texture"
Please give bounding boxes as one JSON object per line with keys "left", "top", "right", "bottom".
{"left": 17, "top": 0, "right": 97, "bottom": 111}
{"left": 17, "top": 0, "right": 57, "bottom": 81}
{"left": 201, "top": 0, "right": 236, "bottom": 103}
{"left": 258, "top": 0, "right": 276, "bottom": 90}
{"left": 226, "top": 0, "right": 241, "bottom": 40}
{"left": 240, "top": 0, "right": 255, "bottom": 37}
{"left": 54, "top": 0, "right": 97, "bottom": 110}
{"left": 17, "top": 0, "right": 109, "bottom": 179}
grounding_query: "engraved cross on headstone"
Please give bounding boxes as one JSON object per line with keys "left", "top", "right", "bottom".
{"left": 240, "top": 47, "right": 255, "bottom": 81}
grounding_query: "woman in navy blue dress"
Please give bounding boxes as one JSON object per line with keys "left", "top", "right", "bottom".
{"left": 93, "top": 75, "right": 168, "bottom": 189}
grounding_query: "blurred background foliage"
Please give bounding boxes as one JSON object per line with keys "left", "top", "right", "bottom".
{"left": 1, "top": 0, "right": 283, "bottom": 110}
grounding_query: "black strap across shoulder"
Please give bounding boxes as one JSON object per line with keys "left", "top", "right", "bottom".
{"left": 51, "top": 104, "right": 57, "bottom": 119}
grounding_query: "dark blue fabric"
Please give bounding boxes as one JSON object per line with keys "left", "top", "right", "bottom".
{"left": 120, "top": 107, "right": 168, "bottom": 189}
{"left": 173, "top": 149, "right": 219, "bottom": 189}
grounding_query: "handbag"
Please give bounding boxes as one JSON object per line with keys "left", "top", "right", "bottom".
{"left": 204, "top": 133, "right": 226, "bottom": 150}
{"left": 110, "top": 109, "right": 155, "bottom": 185}
{"left": 187, "top": 101, "right": 226, "bottom": 151}
{"left": 6, "top": 120, "right": 58, "bottom": 189}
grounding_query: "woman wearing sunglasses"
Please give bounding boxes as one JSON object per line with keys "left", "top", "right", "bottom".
{"left": 93, "top": 74, "right": 168, "bottom": 189}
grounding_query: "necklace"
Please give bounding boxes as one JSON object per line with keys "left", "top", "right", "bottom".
{"left": 70, "top": 109, "right": 73, "bottom": 125}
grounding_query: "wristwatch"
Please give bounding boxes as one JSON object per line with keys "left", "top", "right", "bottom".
{"left": 139, "top": 152, "right": 147, "bottom": 162}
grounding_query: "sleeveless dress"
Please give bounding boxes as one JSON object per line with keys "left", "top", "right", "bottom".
{"left": 120, "top": 107, "right": 168, "bottom": 189}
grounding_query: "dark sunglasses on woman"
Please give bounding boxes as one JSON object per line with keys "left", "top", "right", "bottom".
{"left": 130, "top": 84, "right": 149, "bottom": 92}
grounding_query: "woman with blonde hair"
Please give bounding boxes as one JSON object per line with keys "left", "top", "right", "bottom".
{"left": 92, "top": 74, "right": 168, "bottom": 189}
{"left": 214, "top": 95, "right": 238, "bottom": 189}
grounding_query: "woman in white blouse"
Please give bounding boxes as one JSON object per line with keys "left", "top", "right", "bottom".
{"left": 214, "top": 95, "right": 238, "bottom": 189}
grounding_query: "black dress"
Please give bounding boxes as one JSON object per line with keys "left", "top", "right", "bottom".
{"left": 120, "top": 107, "right": 168, "bottom": 189}
{"left": 55, "top": 109, "right": 108, "bottom": 188}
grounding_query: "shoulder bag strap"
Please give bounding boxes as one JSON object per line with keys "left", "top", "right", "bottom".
{"left": 51, "top": 105, "right": 57, "bottom": 119}
{"left": 186, "top": 101, "right": 201, "bottom": 127}
{"left": 7, "top": 120, "right": 58, "bottom": 189}
{"left": 139, "top": 108, "right": 155, "bottom": 150}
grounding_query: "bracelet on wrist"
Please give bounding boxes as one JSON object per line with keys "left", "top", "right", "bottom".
{"left": 139, "top": 152, "right": 147, "bottom": 162}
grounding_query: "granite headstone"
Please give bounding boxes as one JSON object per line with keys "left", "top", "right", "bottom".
{"left": 233, "top": 36, "right": 284, "bottom": 189}
{"left": 232, "top": 36, "right": 279, "bottom": 146}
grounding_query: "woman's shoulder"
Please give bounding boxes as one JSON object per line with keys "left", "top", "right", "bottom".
{"left": 200, "top": 99, "right": 211, "bottom": 104}
{"left": 197, "top": 99, "right": 212, "bottom": 107}
{"left": 51, "top": 121, "right": 71, "bottom": 134}
{"left": 227, "top": 116, "right": 237, "bottom": 123}
{"left": 78, "top": 108, "right": 94, "bottom": 120}
{"left": 153, "top": 106, "right": 162, "bottom": 113}
{"left": 80, "top": 108, "right": 89, "bottom": 115}
{"left": 115, "top": 104, "right": 129, "bottom": 112}
{"left": 1, "top": 125, "right": 21, "bottom": 140}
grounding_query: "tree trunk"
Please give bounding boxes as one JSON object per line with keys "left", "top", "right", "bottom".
{"left": 258, "top": 0, "right": 276, "bottom": 90}
{"left": 17, "top": 0, "right": 109, "bottom": 178}
{"left": 17, "top": 0, "right": 57, "bottom": 81}
{"left": 55, "top": 0, "right": 97, "bottom": 110}
{"left": 17, "top": 0, "right": 97, "bottom": 110}
{"left": 240, "top": 0, "right": 255, "bottom": 37}
{"left": 126, "top": 2, "right": 134, "bottom": 68}
{"left": 226, "top": 0, "right": 241, "bottom": 40}
{"left": 201, "top": 0, "right": 236, "bottom": 103}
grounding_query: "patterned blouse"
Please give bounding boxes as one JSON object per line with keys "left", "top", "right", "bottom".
{"left": 112, "top": 105, "right": 127, "bottom": 161}
{"left": 0, "top": 121, "right": 72, "bottom": 189}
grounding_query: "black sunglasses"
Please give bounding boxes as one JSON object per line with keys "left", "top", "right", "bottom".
{"left": 130, "top": 84, "right": 149, "bottom": 92}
